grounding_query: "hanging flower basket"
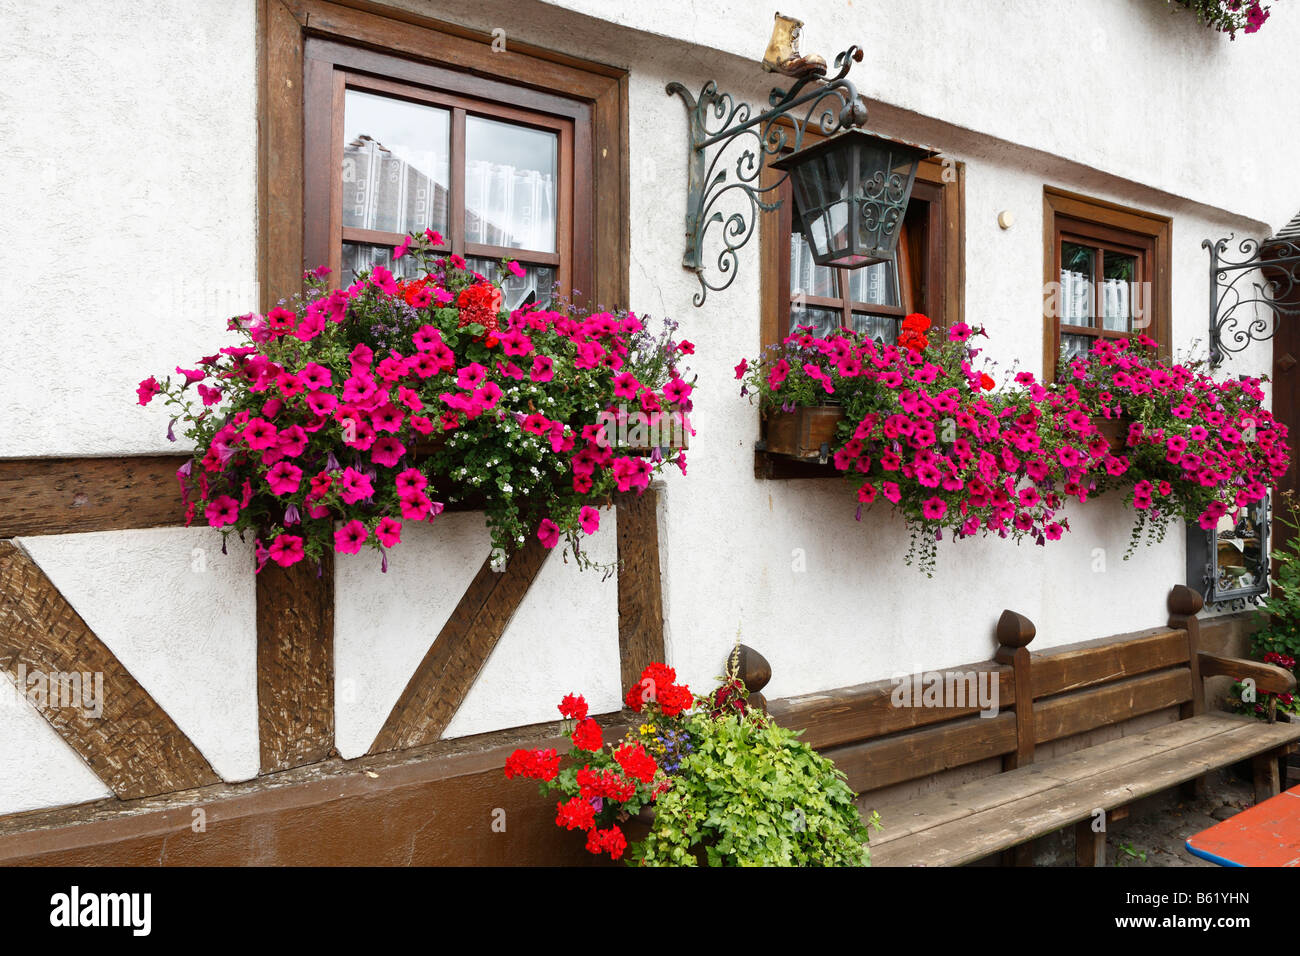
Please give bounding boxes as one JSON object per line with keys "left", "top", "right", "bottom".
{"left": 136, "top": 229, "right": 696, "bottom": 573}
{"left": 762, "top": 405, "right": 845, "bottom": 462}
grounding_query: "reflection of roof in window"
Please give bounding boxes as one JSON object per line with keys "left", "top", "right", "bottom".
{"left": 344, "top": 135, "right": 553, "bottom": 248}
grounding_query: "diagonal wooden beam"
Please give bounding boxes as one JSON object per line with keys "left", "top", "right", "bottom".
{"left": 257, "top": 553, "right": 335, "bottom": 773}
{"left": 0, "top": 540, "right": 220, "bottom": 799}
{"left": 368, "top": 536, "right": 551, "bottom": 755}
{"left": 616, "top": 487, "right": 666, "bottom": 696}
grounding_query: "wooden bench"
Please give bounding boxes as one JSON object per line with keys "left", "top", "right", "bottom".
{"left": 765, "top": 584, "right": 1300, "bottom": 866}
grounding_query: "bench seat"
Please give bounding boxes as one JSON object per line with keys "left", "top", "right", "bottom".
{"left": 870, "top": 713, "right": 1300, "bottom": 867}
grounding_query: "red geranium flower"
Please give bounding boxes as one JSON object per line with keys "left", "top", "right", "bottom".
{"left": 504, "top": 747, "right": 561, "bottom": 781}
{"left": 570, "top": 718, "right": 603, "bottom": 752}
{"left": 556, "top": 797, "right": 596, "bottom": 832}
{"left": 585, "top": 825, "right": 627, "bottom": 859}
{"left": 614, "top": 742, "right": 658, "bottom": 783}
{"left": 558, "top": 693, "right": 588, "bottom": 721}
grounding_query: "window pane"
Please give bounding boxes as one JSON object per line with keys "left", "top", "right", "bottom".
{"left": 1102, "top": 250, "right": 1138, "bottom": 333}
{"left": 1060, "top": 332, "right": 1095, "bottom": 364}
{"left": 342, "top": 90, "right": 450, "bottom": 235}
{"left": 467, "top": 256, "right": 555, "bottom": 311}
{"left": 465, "top": 116, "right": 557, "bottom": 252}
{"left": 789, "top": 305, "right": 842, "bottom": 339}
{"left": 1213, "top": 500, "right": 1265, "bottom": 595}
{"left": 847, "top": 260, "right": 899, "bottom": 308}
{"left": 850, "top": 312, "right": 898, "bottom": 346}
{"left": 1060, "top": 241, "right": 1095, "bottom": 328}
{"left": 789, "top": 231, "right": 839, "bottom": 300}
{"left": 341, "top": 242, "right": 424, "bottom": 282}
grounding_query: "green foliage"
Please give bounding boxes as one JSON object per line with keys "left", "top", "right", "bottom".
{"left": 1253, "top": 493, "right": 1300, "bottom": 660}
{"left": 631, "top": 708, "right": 879, "bottom": 867}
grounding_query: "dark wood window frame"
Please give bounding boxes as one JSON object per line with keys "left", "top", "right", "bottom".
{"left": 304, "top": 43, "right": 584, "bottom": 299}
{"left": 760, "top": 149, "right": 965, "bottom": 351}
{"left": 1042, "top": 187, "right": 1171, "bottom": 381}
{"left": 259, "top": 0, "right": 629, "bottom": 310}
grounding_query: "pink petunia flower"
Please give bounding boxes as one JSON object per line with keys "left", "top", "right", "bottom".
{"left": 339, "top": 467, "right": 374, "bottom": 504}
{"left": 137, "top": 377, "right": 162, "bottom": 406}
{"left": 205, "top": 495, "right": 240, "bottom": 528}
{"left": 537, "top": 518, "right": 560, "bottom": 549}
{"left": 395, "top": 468, "right": 427, "bottom": 495}
{"left": 243, "top": 418, "right": 279, "bottom": 450}
{"left": 531, "top": 356, "right": 554, "bottom": 383}
{"left": 334, "top": 520, "right": 369, "bottom": 554}
{"left": 399, "top": 491, "right": 433, "bottom": 521}
{"left": 269, "top": 534, "right": 305, "bottom": 567}
{"left": 578, "top": 506, "right": 600, "bottom": 535}
{"left": 457, "top": 363, "right": 488, "bottom": 390}
{"left": 375, "top": 516, "right": 403, "bottom": 548}
{"left": 371, "top": 436, "right": 406, "bottom": 468}
{"left": 266, "top": 461, "right": 303, "bottom": 495}
{"left": 922, "top": 497, "right": 948, "bottom": 520}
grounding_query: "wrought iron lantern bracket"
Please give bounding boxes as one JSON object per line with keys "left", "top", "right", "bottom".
{"left": 666, "top": 46, "right": 869, "bottom": 306}
{"left": 1206, "top": 234, "right": 1300, "bottom": 367}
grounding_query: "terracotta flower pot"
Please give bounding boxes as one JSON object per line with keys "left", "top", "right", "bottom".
{"left": 763, "top": 405, "right": 846, "bottom": 462}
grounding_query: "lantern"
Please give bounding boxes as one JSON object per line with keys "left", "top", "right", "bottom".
{"left": 772, "top": 129, "right": 935, "bottom": 269}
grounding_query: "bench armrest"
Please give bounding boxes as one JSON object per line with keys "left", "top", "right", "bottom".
{"left": 1198, "top": 652, "right": 1296, "bottom": 696}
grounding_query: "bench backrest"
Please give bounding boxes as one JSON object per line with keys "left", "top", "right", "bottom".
{"left": 763, "top": 584, "right": 1282, "bottom": 800}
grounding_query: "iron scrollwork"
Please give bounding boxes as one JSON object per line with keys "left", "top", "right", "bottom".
{"left": 1205, "top": 234, "right": 1300, "bottom": 367}
{"left": 667, "top": 47, "right": 869, "bottom": 306}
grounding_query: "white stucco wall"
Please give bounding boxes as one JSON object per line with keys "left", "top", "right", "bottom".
{"left": 0, "top": 0, "right": 260, "bottom": 459}
{"left": 1, "top": 0, "right": 1295, "bottom": 815}
{"left": 333, "top": 510, "right": 621, "bottom": 758}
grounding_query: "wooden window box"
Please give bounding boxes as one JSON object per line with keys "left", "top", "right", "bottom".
{"left": 755, "top": 405, "right": 845, "bottom": 479}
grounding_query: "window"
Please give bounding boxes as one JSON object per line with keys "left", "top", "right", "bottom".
{"left": 1043, "top": 188, "right": 1171, "bottom": 380}
{"left": 761, "top": 151, "right": 964, "bottom": 350}
{"left": 302, "top": 40, "right": 590, "bottom": 310}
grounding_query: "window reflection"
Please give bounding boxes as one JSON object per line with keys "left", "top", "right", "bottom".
{"left": 342, "top": 90, "right": 450, "bottom": 235}
{"left": 465, "top": 116, "right": 557, "bottom": 252}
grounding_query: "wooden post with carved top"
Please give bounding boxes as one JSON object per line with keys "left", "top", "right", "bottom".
{"left": 734, "top": 644, "right": 772, "bottom": 713}
{"left": 996, "top": 609, "right": 1036, "bottom": 867}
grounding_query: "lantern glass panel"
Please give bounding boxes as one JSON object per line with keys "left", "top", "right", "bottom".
{"left": 791, "top": 149, "right": 849, "bottom": 260}
{"left": 852, "top": 144, "right": 917, "bottom": 264}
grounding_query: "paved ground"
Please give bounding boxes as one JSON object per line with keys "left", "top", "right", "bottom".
{"left": 1100, "top": 767, "right": 1258, "bottom": 867}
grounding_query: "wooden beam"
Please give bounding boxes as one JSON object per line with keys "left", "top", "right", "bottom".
{"left": 1031, "top": 627, "right": 1189, "bottom": 700}
{"left": 0, "top": 455, "right": 189, "bottom": 538}
{"left": 1198, "top": 653, "right": 1296, "bottom": 697}
{"left": 1253, "top": 751, "right": 1282, "bottom": 804}
{"left": 0, "top": 713, "right": 636, "bottom": 866}
{"left": 369, "top": 536, "right": 551, "bottom": 755}
{"left": 1033, "top": 668, "right": 1193, "bottom": 746}
{"left": 768, "top": 662, "right": 1015, "bottom": 751}
{"left": 0, "top": 540, "right": 219, "bottom": 800}
{"left": 824, "top": 712, "right": 1019, "bottom": 795}
{"left": 259, "top": 0, "right": 307, "bottom": 304}
{"left": 1075, "top": 818, "right": 1106, "bottom": 867}
{"left": 615, "top": 489, "right": 665, "bottom": 697}
{"left": 257, "top": 552, "right": 335, "bottom": 773}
